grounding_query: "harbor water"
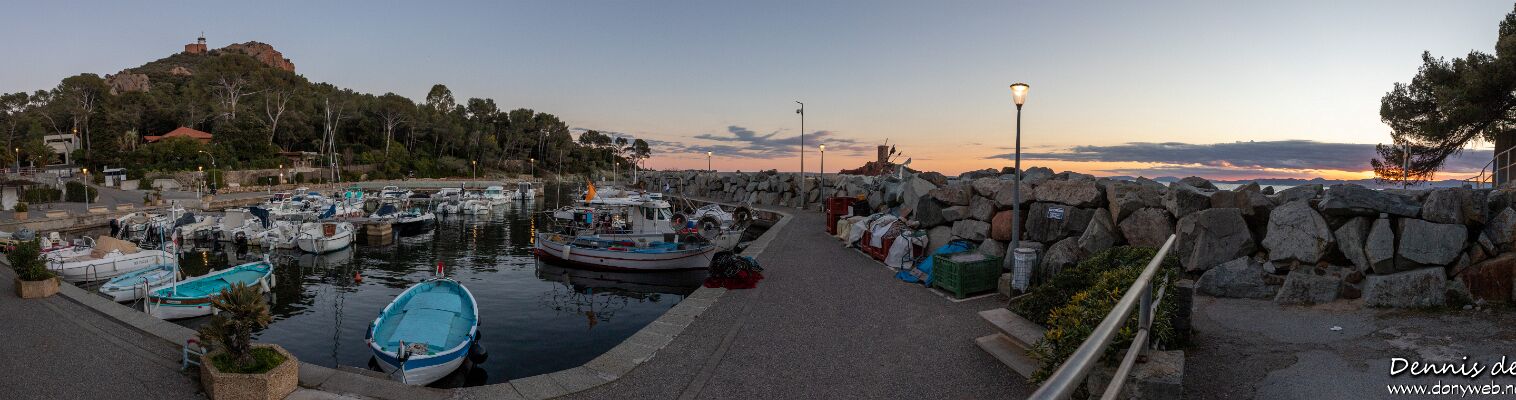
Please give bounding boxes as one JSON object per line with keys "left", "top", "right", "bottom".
{"left": 166, "top": 187, "right": 707, "bottom": 387}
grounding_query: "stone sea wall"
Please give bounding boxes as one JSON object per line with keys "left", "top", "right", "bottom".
{"left": 643, "top": 168, "right": 1516, "bottom": 308}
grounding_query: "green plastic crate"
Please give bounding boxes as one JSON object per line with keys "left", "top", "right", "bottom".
{"left": 933, "top": 252, "right": 1003, "bottom": 299}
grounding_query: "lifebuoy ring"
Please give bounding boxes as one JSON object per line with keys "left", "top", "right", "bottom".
{"left": 670, "top": 213, "right": 688, "bottom": 229}
{"left": 732, "top": 207, "right": 753, "bottom": 224}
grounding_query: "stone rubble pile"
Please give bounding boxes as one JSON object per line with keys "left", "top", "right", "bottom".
{"left": 645, "top": 169, "right": 1516, "bottom": 308}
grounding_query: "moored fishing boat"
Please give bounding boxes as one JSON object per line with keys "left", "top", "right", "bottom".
{"left": 145, "top": 260, "right": 275, "bottom": 320}
{"left": 296, "top": 221, "right": 355, "bottom": 254}
{"left": 44, "top": 236, "right": 175, "bottom": 283}
{"left": 367, "top": 273, "right": 483, "bottom": 386}
{"left": 371, "top": 204, "right": 436, "bottom": 235}
{"left": 99, "top": 264, "right": 177, "bottom": 302}
{"left": 532, "top": 232, "right": 718, "bottom": 271}
{"left": 481, "top": 185, "right": 512, "bottom": 205}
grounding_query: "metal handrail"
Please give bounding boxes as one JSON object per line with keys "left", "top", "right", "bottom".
{"left": 1466, "top": 146, "right": 1516, "bottom": 189}
{"left": 1028, "top": 234, "right": 1176, "bottom": 400}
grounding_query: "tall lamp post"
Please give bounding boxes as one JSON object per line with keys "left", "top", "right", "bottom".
{"left": 818, "top": 144, "right": 826, "bottom": 210}
{"left": 198, "top": 150, "right": 217, "bottom": 193}
{"left": 795, "top": 101, "right": 805, "bottom": 205}
{"left": 13, "top": 147, "right": 19, "bottom": 174}
{"left": 81, "top": 167, "right": 89, "bottom": 209}
{"left": 529, "top": 158, "right": 535, "bottom": 177}
{"left": 1006, "top": 83, "right": 1030, "bottom": 275}
{"left": 472, "top": 160, "right": 478, "bottom": 180}
{"left": 706, "top": 151, "right": 712, "bottom": 172}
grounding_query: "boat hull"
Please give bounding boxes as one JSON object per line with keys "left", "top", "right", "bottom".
{"left": 147, "top": 262, "right": 274, "bottom": 320}
{"left": 47, "top": 250, "right": 174, "bottom": 283}
{"left": 370, "top": 344, "right": 470, "bottom": 386}
{"left": 533, "top": 234, "right": 716, "bottom": 271}
{"left": 297, "top": 224, "right": 354, "bottom": 254}
{"left": 99, "top": 265, "right": 177, "bottom": 302}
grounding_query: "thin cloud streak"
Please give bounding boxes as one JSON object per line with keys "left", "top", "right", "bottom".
{"left": 987, "top": 140, "right": 1491, "bottom": 174}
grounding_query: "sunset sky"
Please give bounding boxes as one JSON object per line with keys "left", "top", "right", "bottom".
{"left": 1, "top": 1, "right": 1509, "bottom": 179}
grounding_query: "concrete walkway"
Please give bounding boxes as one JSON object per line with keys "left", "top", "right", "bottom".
{"left": 0, "top": 268, "right": 203, "bottom": 399}
{"left": 1186, "top": 296, "right": 1516, "bottom": 399}
{"left": 567, "top": 207, "right": 1032, "bottom": 399}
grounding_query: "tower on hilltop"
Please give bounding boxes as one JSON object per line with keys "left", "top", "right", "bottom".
{"left": 184, "top": 32, "right": 207, "bottom": 54}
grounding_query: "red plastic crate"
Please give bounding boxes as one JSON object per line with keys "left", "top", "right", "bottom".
{"left": 826, "top": 197, "right": 858, "bottom": 215}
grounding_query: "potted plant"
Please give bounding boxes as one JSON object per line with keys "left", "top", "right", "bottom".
{"left": 197, "top": 283, "right": 298, "bottom": 400}
{"left": 13, "top": 202, "right": 27, "bottom": 221}
{"left": 10, "top": 240, "right": 58, "bottom": 298}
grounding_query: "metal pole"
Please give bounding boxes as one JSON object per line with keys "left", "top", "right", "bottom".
{"left": 1403, "top": 142, "right": 1410, "bottom": 189}
{"left": 1008, "top": 105, "right": 1023, "bottom": 267}
{"left": 797, "top": 101, "right": 805, "bottom": 206}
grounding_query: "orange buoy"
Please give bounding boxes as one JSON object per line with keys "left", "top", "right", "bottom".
{"left": 354, "top": 272, "right": 363, "bottom": 283}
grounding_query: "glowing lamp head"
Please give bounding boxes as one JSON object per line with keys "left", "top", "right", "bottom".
{"left": 819, "top": 144, "right": 825, "bottom": 152}
{"left": 1009, "top": 83, "right": 1030, "bottom": 107}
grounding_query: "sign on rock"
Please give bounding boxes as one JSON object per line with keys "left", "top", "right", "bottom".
{"left": 1047, "top": 206, "right": 1065, "bottom": 220}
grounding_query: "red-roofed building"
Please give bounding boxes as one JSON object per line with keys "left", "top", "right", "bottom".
{"left": 144, "top": 127, "right": 213, "bottom": 144}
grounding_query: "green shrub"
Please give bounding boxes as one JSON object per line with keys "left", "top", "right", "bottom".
{"left": 64, "top": 181, "right": 97, "bottom": 203}
{"left": 1010, "top": 246, "right": 1177, "bottom": 326}
{"left": 8, "top": 239, "right": 52, "bottom": 281}
{"left": 22, "top": 187, "right": 60, "bottom": 203}
{"left": 14, "top": 202, "right": 27, "bottom": 212}
{"left": 198, "top": 282, "right": 278, "bottom": 372}
{"left": 293, "top": 172, "right": 305, "bottom": 184}
{"left": 1025, "top": 260, "right": 1179, "bottom": 384}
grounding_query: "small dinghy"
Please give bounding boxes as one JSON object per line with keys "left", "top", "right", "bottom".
{"left": 146, "top": 260, "right": 275, "bottom": 320}
{"left": 99, "top": 264, "right": 177, "bottom": 302}
{"left": 296, "top": 222, "right": 355, "bottom": 254}
{"left": 367, "top": 271, "right": 482, "bottom": 386}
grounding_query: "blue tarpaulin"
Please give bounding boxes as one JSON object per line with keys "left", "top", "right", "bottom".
{"left": 896, "top": 239, "right": 976, "bottom": 286}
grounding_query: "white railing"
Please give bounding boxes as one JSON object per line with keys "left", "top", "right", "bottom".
{"left": 1028, "top": 234, "right": 1176, "bottom": 400}
{"left": 1467, "top": 146, "right": 1516, "bottom": 189}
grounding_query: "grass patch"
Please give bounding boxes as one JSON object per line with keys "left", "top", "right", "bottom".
{"left": 1010, "top": 246, "right": 1177, "bottom": 325}
{"left": 210, "top": 347, "right": 286, "bottom": 374}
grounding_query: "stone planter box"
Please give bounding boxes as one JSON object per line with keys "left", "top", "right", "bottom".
{"left": 15, "top": 277, "right": 59, "bottom": 298}
{"left": 200, "top": 344, "right": 299, "bottom": 400}
{"left": 13, "top": 211, "right": 26, "bottom": 221}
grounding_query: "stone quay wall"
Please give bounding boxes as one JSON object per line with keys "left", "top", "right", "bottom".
{"left": 642, "top": 168, "right": 1516, "bottom": 308}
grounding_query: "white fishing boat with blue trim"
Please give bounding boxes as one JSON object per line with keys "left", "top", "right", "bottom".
{"left": 367, "top": 275, "right": 483, "bottom": 386}
{"left": 99, "top": 264, "right": 178, "bottom": 302}
{"left": 146, "top": 260, "right": 275, "bottom": 320}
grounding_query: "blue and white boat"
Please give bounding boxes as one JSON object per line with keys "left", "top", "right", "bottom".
{"left": 99, "top": 264, "right": 178, "bottom": 302}
{"left": 367, "top": 278, "right": 482, "bottom": 386}
{"left": 146, "top": 260, "right": 275, "bottom": 320}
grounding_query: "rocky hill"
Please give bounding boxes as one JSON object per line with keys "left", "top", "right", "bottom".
{"left": 103, "top": 41, "right": 296, "bottom": 95}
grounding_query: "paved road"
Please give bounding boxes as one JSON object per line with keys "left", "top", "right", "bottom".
{"left": 567, "top": 207, "right": 1032, "bottom": 399}
{"left": 1186, "top": 296, "right": 1516, "bottom": 399}
{"left": 0, "top": 269, "right": 203, "bottom": 399}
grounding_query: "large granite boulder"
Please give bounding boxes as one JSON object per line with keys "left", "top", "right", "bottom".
{"left": 1106, "top": 180, "right": 1165, "bottom": 223}
{"left": 918, "top": 172, "right": 948, "bottom": 186}
{"left": 1316, "top": 184, "right": 1421, "bottom": 218}
{"left": 1273, "top": 267, "right": 1343, "bottom": 305}
{"left": 979, "top": 238, "right": 1008, "bottom": 259}
{"left": 899, "top": 176, "right": 937, "bottom": 216}
{"left": 1362, "top": 267, "right": 1446, "bottom": 308}
{"left": 1034, "top": 179, "right": 1104, "bottom": 208}
{"left": 1261, "top": 201, "right": 1333, "bottom": 264}
{"left": 1164, "top": 183, "right": 1212, "bottom": 220}
{"left": 990, "top": 209, "right": 1019, "bottom": 242}
{"left": 1039, "top": 237, "right": 1081, "bottom": 284}
{"left": 970, "top": 195, "right": 996, "bottom": 222}
{"left": 1196, "top": 256, "right": 1278, "bottom": 299}
{"left": 926, "top": 225, "right": 954, "bottom": 255}
{"left": 1025, "top": 202, "right": 1097, "bottom": 243}
{"left": 1078, "top": 211, "right": 1121, "bottom": 256}
{"left": 913, "top": 196, "right": 948, "bottom": 228}
{"left": 1365, "top": 216, "right": 1397, "bottom": 274}
{"left": 1333, "top": 216, "right": 1372, "bottom": 270}
{"left": 971, "top": 177, "right": 1002, "bottom": 198}
{"left": 1020, "top": 167, "right": 1056, "bottom": 185}
{"left": 1178, "top": 176, "right": 1218, "bottom": 190}
{"left": 1273, "top": 183, "right": 1321, "bottom": 204}
{"left": 1421, "top": 187, "right": 1487, "bottom": 225}
{"left": 1485, "top": 208, "right": 1516, "bottom": 252}
{"left": 991, "top": 179, "right": 1037, "bottom": 209}
{"left": 1397, "top": 218, "right": 1467, "bottom": 269}
{"left": 1175, "top": 208, "right": 1256, "bottom": 272}
{"left": 952, "top": 219, "right": 992, "bottom": 242}
{"left": 1462, "top": 253, "right": 1516, "bottom": 303}
{"left": 940, "top": 205, "right": 970, "bottom": 223}
{"left": 1118, "top": 207, "right": 1174, "bottom": 249}
{"left": 929, "top": 183, "right": 974, "bottom": 206}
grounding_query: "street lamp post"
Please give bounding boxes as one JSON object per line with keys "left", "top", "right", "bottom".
{"left": 198, "top": 150, "right": 217, "bottom": 194}
{"left": 81, "top": 168, "right": 89, "bottom": 209}
{"left": 795, "top": 101, "right": 805, "bottom": 206}
{"left": 13, "top": 147, "right": 19, "bottom": 174}
{"left": 529, "top": 158, "right": 535, "bottom": 177}
{"left": 472, "top": 160, "right": 477, "bottom": 180}
{"left": 1006, "top": 83, "right": 1030, "bottom": 276}
{"left": 819, "top": 144, "right": 826, "bottom": 210}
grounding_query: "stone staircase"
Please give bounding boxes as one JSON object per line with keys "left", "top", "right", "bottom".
{"left": 974, "top": 308, "right": 1044, "bottom": 378}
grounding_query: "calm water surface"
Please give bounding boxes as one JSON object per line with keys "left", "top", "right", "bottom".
{"left": 169, "top": 190, "right": 705, "bottom": 387}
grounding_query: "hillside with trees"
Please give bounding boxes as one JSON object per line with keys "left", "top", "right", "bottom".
{"left": 0, "top": 42, "right": 649, "bottom": 180}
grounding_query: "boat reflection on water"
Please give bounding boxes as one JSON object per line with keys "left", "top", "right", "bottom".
{"left": 294, "top": 246, "right": 355, "bottom": 269}
{"left": 535, "top": 262, "right": 707, "bottom": 330}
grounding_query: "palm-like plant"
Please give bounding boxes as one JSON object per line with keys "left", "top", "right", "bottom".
{"left": 198, "top": 282, "right": 272, "bottom": 368}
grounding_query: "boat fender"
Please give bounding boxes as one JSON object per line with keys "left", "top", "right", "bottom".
{"left": 563, "top": 245, "right": 572, "bottom": 258}
{"left": 469, "top": 341, "right": 488, "bottom": 364}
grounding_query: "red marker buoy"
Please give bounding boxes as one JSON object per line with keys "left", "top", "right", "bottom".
{"left": 436, "top": 261, "right": 445, "bottom": 276}
{"left": 354, "top": 272, "right": 363, "bottom": 283}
